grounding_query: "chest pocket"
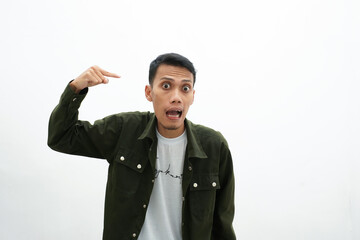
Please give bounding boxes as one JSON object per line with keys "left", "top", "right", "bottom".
{"left": 190, "top": 174, "right": 221, "bottom": 191}
{"left": 110, "top": 148, "right": 148, "bottom": 196}
{"left": 188, "top": 174, "right": 221, "bottom": 217}
{"left": 114, "top": 147, "right": 148, "bottom": 173}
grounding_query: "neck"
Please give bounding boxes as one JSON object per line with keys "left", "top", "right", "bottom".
{"left": 157, "top": 124, "right": 185, "bottom": 138}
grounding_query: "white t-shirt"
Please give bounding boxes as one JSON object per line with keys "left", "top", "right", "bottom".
{"left": 138, "top": 129, "right": 187, "bottom": 240}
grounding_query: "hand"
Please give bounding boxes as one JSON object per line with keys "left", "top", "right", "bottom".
{"left": 70, "top": 65, "right": 121, "bottom": 93}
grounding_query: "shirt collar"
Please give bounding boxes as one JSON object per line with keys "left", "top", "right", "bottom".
{"left": 184, "top": 119, "right": 208, "bottom": 159}
{"left": 138, "top": 113, "right": 157, "bottom": 141}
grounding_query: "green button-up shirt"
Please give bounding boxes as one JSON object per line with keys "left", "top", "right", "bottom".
{"left": 48, "top": 84, "right": 236, "bottom": 240}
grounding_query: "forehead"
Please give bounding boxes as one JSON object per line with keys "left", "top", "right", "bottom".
{"left": 154, "top": 64, "right": 194, "bottom": 83}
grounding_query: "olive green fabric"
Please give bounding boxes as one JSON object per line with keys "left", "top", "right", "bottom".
{"left": 48, "top": 84, "right": 236, "bottom": 240}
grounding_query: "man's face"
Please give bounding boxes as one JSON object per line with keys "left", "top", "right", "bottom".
{"left": 145, "top": 64, "right": 195, "bottom": 138}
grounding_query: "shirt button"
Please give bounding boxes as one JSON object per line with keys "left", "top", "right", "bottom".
{"left": 212, "top": 182, "right": 217, "bottom": 187}
{"left": 132, "top": 233, "right": 137, "bottom": 237}
{"left": 182, "top": 197, "right": 185, "bottom": 201}
{"left": 152, "top": 179, "right": 155, "bottom": 183}
{"left": 193, "top": 183, "right": 198, "bottom": 188}
{"left": 120, "top": 156, "right": 125, "bottom": 161}
{"left": 137, "top": 164, "right": 142, "bottom": 169}
{"left": 143, "top": 204, "right": 147, "bottom": 208}
{"left": 188, "top": 166, "right": 192, "bottom": 171}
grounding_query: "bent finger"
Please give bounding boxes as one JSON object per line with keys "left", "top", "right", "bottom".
{"left": 91, "top": 66, "right": 108, "bottom": 83}
{"left": 102, "top": 77, "right": 110, "bottom": 84}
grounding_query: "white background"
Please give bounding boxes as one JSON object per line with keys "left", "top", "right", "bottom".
{"left": 1, "top": 0, "right": 359, "bottom": 239}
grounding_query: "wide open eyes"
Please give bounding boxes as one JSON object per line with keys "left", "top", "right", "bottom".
{"left": 161, "top": 82, "right": 192, "bottom": 93}
{"left": 162, "top": 83, "right": 171, "bottom": 89}
{"left": 183, "top": 85, "right": 191, "bottom": 92}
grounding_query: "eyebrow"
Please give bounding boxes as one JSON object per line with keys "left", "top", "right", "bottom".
{"left": 160, "top": 77, "right": 193, "bottom": 83}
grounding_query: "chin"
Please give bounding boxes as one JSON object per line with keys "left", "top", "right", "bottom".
{"left": 170, "top": 127, "right": 181, "bottom": 131}
{"left": 164, "top": 124, "right": 181, "bottom": 131}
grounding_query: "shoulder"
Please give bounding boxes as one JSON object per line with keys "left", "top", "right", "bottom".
{"left": 186, "top": 119, "right": 229, "bottom": 148}
{"left": 96, "top": 111, "right": 153, "bottom": 132}
{"left": 104, "top": 111, "right": 152, "bottom": 123}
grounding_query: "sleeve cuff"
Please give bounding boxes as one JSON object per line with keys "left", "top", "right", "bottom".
{"left": 58, "top": 81, "right": 88, "bottom": 108}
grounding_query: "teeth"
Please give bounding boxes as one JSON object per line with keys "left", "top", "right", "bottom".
{"left": 167, "top": 110, "right": 181, "bottom": 118}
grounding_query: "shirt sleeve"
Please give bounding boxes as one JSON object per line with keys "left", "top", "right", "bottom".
{"left": 47, "top": 83, "right": 121, "bottom": 160}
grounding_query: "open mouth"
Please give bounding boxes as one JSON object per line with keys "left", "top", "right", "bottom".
{"left": 166, "top": 110, "right": 182, "bottom": 119}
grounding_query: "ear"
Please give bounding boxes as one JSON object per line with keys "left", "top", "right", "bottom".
{"left": 145, "top": 85, "right": 152, "bottom": 102}
{"left": 190, "top": 89, "right": 195, "bottom": 105}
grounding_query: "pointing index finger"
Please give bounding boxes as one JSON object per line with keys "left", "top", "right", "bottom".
{"left": 99, "top": 67, "right": 121, "bottom": 78}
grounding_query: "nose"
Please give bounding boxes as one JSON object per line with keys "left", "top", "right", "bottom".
{"left": 170, "top": 89, "right": 182, "bottom": 104}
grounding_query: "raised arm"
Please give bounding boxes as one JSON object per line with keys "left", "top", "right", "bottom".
{"left": 48, "top": 66, "right": 121, "bottom": 160}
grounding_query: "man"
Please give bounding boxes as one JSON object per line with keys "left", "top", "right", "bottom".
{"left": 48, "top": 53, "right": 236, "bottom": 240}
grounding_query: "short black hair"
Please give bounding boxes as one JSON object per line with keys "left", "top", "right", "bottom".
{"left": 149, "top": 53, "right": 196, "bottom": 86}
